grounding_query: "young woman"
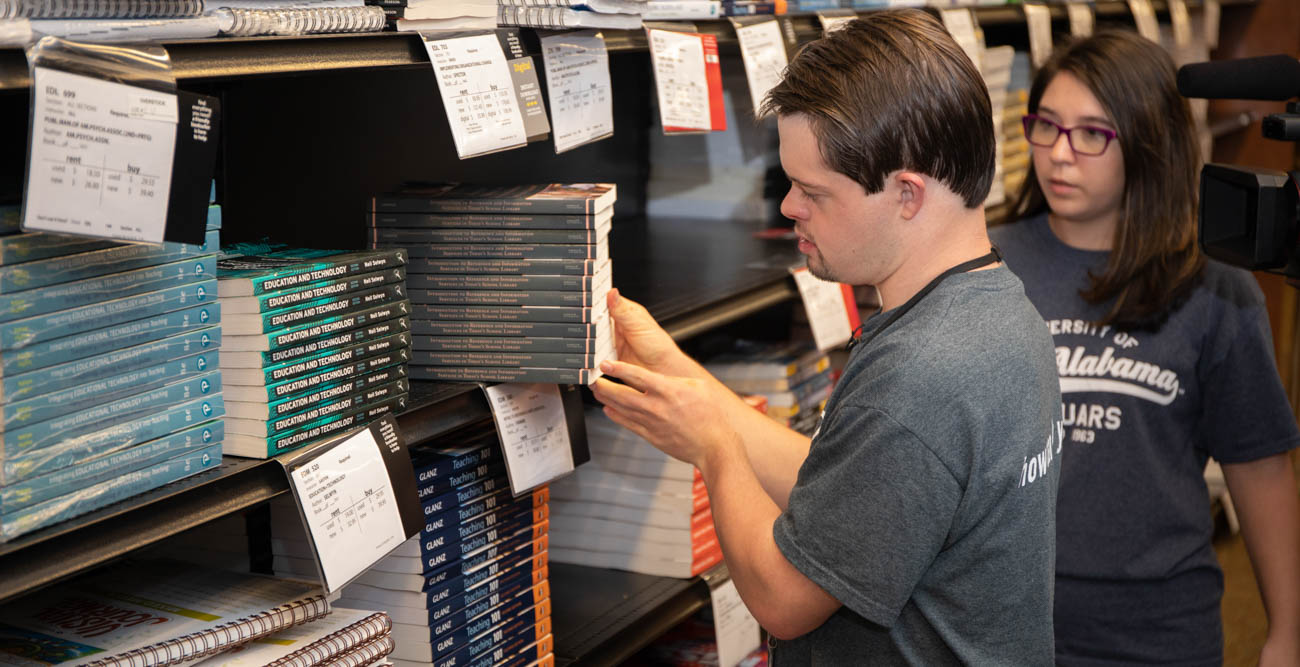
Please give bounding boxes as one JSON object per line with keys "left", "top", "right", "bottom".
{"left": 990, "top": 31, "right": 1300, "bottom": 666}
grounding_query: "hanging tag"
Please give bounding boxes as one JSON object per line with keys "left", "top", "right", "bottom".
{"left": 791, "top": 266, "right": 860, "bottom": 351}
{"left": 1127, "top": 0, "right": 1160, "bottom": 43}
{"left": 1168, "top": 0, "right": 1191, "bottom": 46}
{"left": 647, "top": 27, "right": 726, "bottom": 134}
{"left": 710, "top": 577, "right": 761, "bottom": 667}
{"left": 283, "top": 415, "right": 423, "bottom": 594}
{"left": 815, "top": 10, "right": 856, "bottom": 34}
{"left": 508, "top": 56, "right": 551, "bottom": 144}
{"left": 483, "top": 382, "right": 589, "bottom": 494}
{"left": 939, "top": 8, "right": 982, "bottom": 75}
{"left": 1204, "top": 0, "right": 1220, "bottom": 49}
{"left": 423, "top": 32, "right": 529, "bottom": 159}
{"left": 730, "top": 17, "right": 788, "bottom": 115}
{"left": 1067, "top": 2, "right": 1093, "bottom": 38}
{"left": 541, "top": 30, "right": 614, "bottom": 153}
{"left": 1023, "top": 4, "right": 1053, "bottom": 69}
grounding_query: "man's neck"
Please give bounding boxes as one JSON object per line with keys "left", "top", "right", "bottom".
{"left": 876, "top": 208, "right": 996, "bottom": 312}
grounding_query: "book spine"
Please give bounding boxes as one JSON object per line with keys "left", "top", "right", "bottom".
{"left": 3, "top": 394, "right": 225, "bottom": 485}
{"left": 0, "top": 255, "right": 216, "bottom": 325}
{"left": 315, "top": 635, "right": 394, "bottom": 667}
{"left": 372, "top": 193, "right": 596, "bottom": 215}
{"left": 410, "top": 349, "right": 601, "bottom": 369}
{"left": 235, "top": 365, "right": 405, "bottom": 413}
{"left": 410, "top": 319, "right": 600, "bottom": 338}
{"left": 429, "top": 577, "right": 531, "bottom": 643}
{"left": 235, "top": 314, "right": 409, "bottom": 368}
{"left": 415, "top": 444, "right": 499, "bottom": 492}
{"left": 13, "top": 0, "right": 206, "bottom": 18}
{"left": 0, "top": 278, "right": 217, "bottom": 351}
{"left": 417, "top": 459, "right": 505, "bottom": 504}
{"left": 263, "top": 394, "right": 407, "bottom": 456}
{"left": 369, "top": 212, "right": 601, "bottom": 230}
{"left": 242, "top": 332, "right": 410, "bottom": 387}
{"left": 423, "top": 546, "right": 546, "bottom": 610}
{"left": 412, "top": 335, "right": 606, "bottom": 354}
{"left": 410, "top": 303, "right": 603, "bottom": 323}
{"left": 371, "top": 227, "right": 604, "bottom": 244}
{"left": 0, "top": 315, "right": 219, "bottom": 401}
{"left": 229, "top": 248, "right": 408, "bottom": 297}
{"left": 640, "top": 0, "right": 721, "bottom": 18}
{"left": 230, "top": 285, "right": 405, "bottom": 334}
{"left": 234, "top": 267, "right": 406, "bottom": 314}
{"left": 409, "top": 289, "right": 602, "bottom": 308}
{"left": 424, "top": 566, "right": 533, "bottom": 628}
{"left": 407, "top": 273, "right": 596, "bottom": 292}
{"left": 0, "top": 233, "right": 114, "bottom": 266}
{"left": 259, "top": 354, "right": 406, "bottom": 401}
{"left": 421, "top": 474, "right": 513, "bottom": 518}
{"left": 432, "top": 597, "right": 551, "bottom": 664}
{"left": 407, "top": 258, "right": 597, "bottom": 276}
{"left": 263, "top": 379, "right": 407, "bottom": 435}
{"left": 410, "top": 365, "right": 597, "bottom": 384}
{"left": 0, "top": 228, "right": 218, "bottom": 294}
{"left": 261, "top": 300, "right": 410, "bottom": 352}
{"left": 397, "top": 243, "right": 602, "bottom": 261}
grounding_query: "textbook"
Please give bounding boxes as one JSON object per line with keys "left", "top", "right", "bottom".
{"left": 412, "top": 334, "right": 609, "bottom": 354}
{"left": 222, "top": 332, "right": 410, "bottom": 386}
{"left": 223, "top": 300, "right": 409, "bottom": 354}
{"left": 409, "top": 365, "right": 603, "bottom": 385}
{"left": 390, "top": 579, "right": 548, "bottom": 645}
{"left": 223, "top": 394, "right": 407, "bottom": 458}
{"left": 406, "top": 272, "right": 606, "bottom": 292}
{"left": 226, "top": 379, "right": 407, "bottom": 437}
{"left": 395, "top": 242, "right": 608, "bottom": 262}
{"left": 409, "top": 284, "right": 611, "bottom": 308}
{"left": 390, "top": 601, "right": 551, "bottom": 664}
{"left": 369, "top": 206, "right": 612, "bottom": 231}
{"left": 217, "top": 248, "right": 408, "bottom": 298}
{"left": 411, "top": 302, "right": 606, "bottom": 324}
{"left": 223, "top": 284, "right": 406, "bottom": 336}
{"left": 406, "top": 258, "right": 602, "bottom": 276}
{"left": 223, "top": 315, "right": 409, "bottom": 368}
{"left": 0, "top": 227, "right": 218, "bottom": 295}
{"left": 372, "top": 184, "right": 616, "bottom": 216}
{"left": 370, "top": 224, "right": 610, "bottom": 246}
{"left": 221, "top": 266, "right": 404, "bottom": 315}
{"left": 193, "top": 608, "right": 391, "bottom": 667}
{"left": 411, "top": 319, "right": 605, "bottom": 339}
{"left": 340, "top": 549, "right": 547, "bottom": 612}
{"left": 0, "top": 559, "right": 328, "bottom": 661}
{"left": 226, "top": 354, "right": 406, "bottom": 403}
{"left": 341, "top": 568, "right": 534, "bottom": 628}
{"left": 0, "top": 233, "right": 113, "bottom": 266}
{"left": 410, "top": 348, "right": 611, "bottom": 370}
{"left": 226, "top": 364, "right": 406, "bottom": 410}
{"left": 0, "top": 255, "right": 215, "bottom": 324}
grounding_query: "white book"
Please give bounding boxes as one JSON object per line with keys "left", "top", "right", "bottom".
{"left": 638, "top": 0, "right": 720, "bottom": 19}
{"left": 27, "top": 15, "right": 221, "bottom": 41}
{"left": 549, "top": 499, "right": 708, "bottom": 530}
{"left": 549, "top": 477, "right": 705, "bottom": 515}
{"left": 555, "top": 467, "right": 699, "bottom": 496}
{"left": 403, "top": 0, "right": 496, "bottom": 20}
{"left": 392, "top": 15, "right": 496, "bottom": 30}
{"left": 499, "top": 0, "right": 646, "bottom": 15}
{"left": 588, "top": 450, "right": 697, "bottom": 482}
{"left": 497, "top": 5, "right": 641, "bottom": 29}
{"left": 548, "top": 515, "right": 712, "bottom": 547}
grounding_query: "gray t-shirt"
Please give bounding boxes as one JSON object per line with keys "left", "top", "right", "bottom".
{"left": 771, "top": 265, "right": 1061, "bottom": 665}
{"left": 991, "top": 214, "right": 1300, "bottom": 665}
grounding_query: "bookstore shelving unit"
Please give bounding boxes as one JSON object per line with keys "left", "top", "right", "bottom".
{"left": 0, "top": 0, "right": 1255, "bottom": 663}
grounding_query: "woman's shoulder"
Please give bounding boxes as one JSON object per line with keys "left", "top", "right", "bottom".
{"left": 1196, "top": 258, "right": 1266, "bottom": 312}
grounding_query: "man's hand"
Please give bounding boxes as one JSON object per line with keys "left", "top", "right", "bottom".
{"left": 606, "top": 289, "right": 706, "bottom": 380}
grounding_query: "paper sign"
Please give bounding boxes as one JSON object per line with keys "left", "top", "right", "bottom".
{"left": 507, "top": 56, "right": 551, "bottom": 143}
{"left": 541, "top": 30, "right": 614, "bottom": 153}
{"left": 791, "top": 266, "right": 860, "bottom": 351}
{"left": 816, "top": 11, "right": 856, "bottom": 34}
{"left": 1023, "top": 4, "right": 1053, "bottom": 69}
{"left": 23, "top": 67, "right": 177, "bottom": 243}
{"left": 286, "top": 416, "right": 422, "bottom": 593}
{"left": 424, "top": 33, "right": 528, "bottom": 159}
{"left": 1067, "top": 2, "right": 1093, "bottom": 38}
{"left": 732, "top": 18, "right": 788, "bottom": 114}
{"left": 1127, "top": 0, "right": 1160, "bottom": 43}
{"left": 647, "top": 28, "right": 725, "bottom": 133}
{"left": 711, "top": 579, "right": 761, "bottom": 667}
{"left": 1168, "top": 0, "right": 1191, "bottom": 46}
{"left": 1204, "top": 0, "right": 1220, "bottom": 49}
{"left": 485, "top": 383, "right": 577, "bottom": 494}
{"left": 940, "top": 8, "right": 982, "bottom": 75}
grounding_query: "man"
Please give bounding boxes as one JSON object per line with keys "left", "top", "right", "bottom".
{"left": 591, "top": 9, "right": 1061, "bottom": 664}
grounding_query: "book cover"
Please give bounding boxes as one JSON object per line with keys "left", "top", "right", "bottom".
{"left": 0, "top": 228, "right": 218, "bottom": 295}
{"left": 0, "top": 256, "right": 215, "bottom": 325}
{"left": 408, "top": 283, "right": 610, "bottom": 308}
{"left": 223, "top": 394, "right": 407, "bottom": 459}
{"left": 369, "top": 208, "right": 611, "bottom": 231}
{"left": 223, "top": 332, "right": 410, "bottom": 386}
{"left": 407, "top": 257, "right": 601, "bottom": 276}
{"left": 341, "top": 549, "right": 547, "bottom": 615}
{"left": 0, "top": 233, "right": 114, "bottom": 267}
{"left": 410, "top": 349, "right": 609, "bottom": 370}
{"left": 370, "top": 225, "right": 609, "bottom": 246}
{"left": 228, "top": 355, "right": 406, "bottom": 403}
{"left": 224, "top": 316, "right": 409, "bottom": 369}
{"left": 217, "top": 248, "right": 408, "bottom": 298}
{"left": 339, "top": 566, "right": 533, "bottom": 628}
{"left": 409, "top": 365, "right": 602, "bottom": 385}
{"left": 221, "top": 266, "right": 405, "bottom": 315}
{"left": 394, "top": 242, "right": 607, "bottom": 262}
{"left": 371, "top": 184, "right": 615, "bottom": 216}
{"left": 406, "top": 272, "right": 605, "bottom": 292}
{"left": 224, "top": 300, "right": 409, "bottom": 354}
{"left": 411, "top": 319, "right": 604, "bottom": 339}
{"left": 410, "top": 302, "right": 605, "bottom": 324}
{"left": 226, "top": 365, "right": 406, "bottom": 411}
{"left": 223, "top": 284, "right": 406, "bottom": 336}
{"left": 395, "top": 598, "right": 551, "bottom": 664}
{"left": 411, "top": 334, "right": 608, "bottom": 354}
{"left": 227, "top": 379, "right": 407, "bottom": 438}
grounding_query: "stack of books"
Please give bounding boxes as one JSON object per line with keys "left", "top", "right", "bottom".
{"left": 1002, "top": 51, "right": 1032, "bottom": 200}
{"left": 218, "top": 248, "right": 412, "bottom": 459}
{"left": 206, "top": 1, "right": 387, "bottom": 37}
{"left": 0, "top": 206, "right": 224, "bottom": 541}
{"left": 496, "top": 0, "right": 642, "bottom": 29}
{"left": 369, "top": 183, "right": 616, "bottom": 386}
{"left": 377, "top": 0, "right": 497, "bottom": 31}
{"left": 704, "top": 340, "right": 831, "bottom": 436}
{"left": 0, "top": 0, "right": 223, "bottom": 43}
{"left": 982, "top": 45, "right": 1015, "bottom": 208}
{"left": 548, "top": 407, "right": 722, "bottom": 578}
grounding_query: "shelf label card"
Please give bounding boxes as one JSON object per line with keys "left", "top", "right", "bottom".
{"left": 791, "top": 266, "right": 860, "bottom": 351}
{"left": 1204, "top": 0, "right": 1220, "bottom": 49}
{"left": 647, "top": 28, "right": 725, "bottom": 134}
{"left": 1023, "top": 3, "right": 1053, "bottom": 69}
{"left": 508, "top": 56, "right": 552, "bottom": 143}
{"left": 732, "top": 18, "right": 788, "bottom": 115}
{"left": 286, "top": 416, "right": 422, "bottom": 593}
{"left": 541, "top": 30, "right": 614, "bottom": 154}
{"left": 1127, "top": 0, "right": 1160, "bottom": 43}
{"left": 485, "top": 383, "right": 577, "bottom": 494}
{"left": 424, "top": 33, "right": 528, "bottom": 159}
{"left": 1067, "top": 2, "right": 1094, "bottom": 38}
{"left": 710, "top": 578, "right": 761, "bottom": 667}
{"left": 24, "top": 67, "right": 177, "bottom": 243}
{"left": 1169, "top": 0, "right": 1191, "bottom": 46}
{"left": 816, "top": 11, "right": 856, "bottom": 34}
{"left": 940, "top": 8, "right": 982, "bottom": 75}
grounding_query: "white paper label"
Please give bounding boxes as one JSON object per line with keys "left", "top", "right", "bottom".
{"left": 710, "top": 579, "right": 761, "bottom": 667}
{"left": 940, "top": 9, "right": 982, "bottom": 75}
{"left": 792, "top": 266, "right": 854, "bottom": 351}
{"left": 648, "top": 29, "right": 711, "bottom": 132}
{"left": 24, "top": 68, "right": 177, "bottom": 243}
{"left": 1204, "top": 0, "right": 1220, "bottom": 49}
{"left": 1023, "top": 4, "right": 1053, "bottom": 69}
{"left": 1169, "top": 0, "right": 1191, "bottom": 46}
{"left": 1067, "top": 2, "right": 1094, "bottom": 38}
{"left": 541, "top": 31, "right": 614, "bottom": 154}
{"left": 1128, "top": 0, "right": 1160, "bottom": 42}
{"left": 424, "top": 33, "right": 528, "bottom": 159}
{"left": 734, "top": 19, "right": 788, "bottom": 114}
{"left": 486, "top": 383, "right": 576, "bottom": 494}
{"left": 288, "top": 428, "right": 407, "bottom": 593}
{"left": 817, "top": 14, "right": 856, "bottom": 33}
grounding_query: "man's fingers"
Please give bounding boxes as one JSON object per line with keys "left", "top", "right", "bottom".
{"left": 598, "top": 360, "right": 663, "bottom": 394}
{"left": 601, "top": 405, "right": 657, "bottom": 444}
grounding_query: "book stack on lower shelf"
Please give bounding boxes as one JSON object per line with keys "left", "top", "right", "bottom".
{"left": 0, "top": 204, "right": 224, "bottom": 542}
{"left": 0, "top": 558, "right": 339, "bottom": 666}
{"left": 218, "top": 248, "right": 412, "bottom": 460}
{"left": 705, "top": 340, "right": 832, "bottom": 436}
{"left": 331, "top": 438, "right": 554, "bottom": 667}
{"left": 547, "top": 407, "right": 722, "bottom": 578}
{"left": 369, "top": 183, "right": 617, "bottom": 386}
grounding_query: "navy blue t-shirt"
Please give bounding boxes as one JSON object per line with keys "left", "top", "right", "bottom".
{"left": 991, "top": 214, "right": 1300, "bottom": 665}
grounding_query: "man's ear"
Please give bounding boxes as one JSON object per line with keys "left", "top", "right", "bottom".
{"left": 897, "top": 172, "right": 926, "bottom": 220}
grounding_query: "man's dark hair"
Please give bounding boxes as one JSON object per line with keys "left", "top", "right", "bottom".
{"left": 760, "top": 9, "right": 996, "bottom": 208}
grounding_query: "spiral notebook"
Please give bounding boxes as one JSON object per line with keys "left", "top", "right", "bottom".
{"left": 0, "top": 0, "right": 204, "bottom": 19}
{"left": 0, "top": 559, "right": 329, "bottom": 667}
{"left": 195, "top": 608, "right": 392, "bottom": 667}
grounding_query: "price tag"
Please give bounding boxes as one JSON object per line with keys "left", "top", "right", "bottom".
{"left": 1067, "top": 2, "right": 1093, "bottom": 38}
{"left": 710, "top": 578, "right": 761, "bottom": 667}
{"left": 1127, "top": 0, "right": 1160, "bottom": 43}
{"left": 816, "top": 11, "right": 856, "bottom": 34}
{"left": 541, "top": 30, "right": 614, "bottom": 154}
{"left": 423, "top": 33, "right": 528, "bottom": 159}
{"left": 791, "top": 266, "right": 861, "bottom": 351}
{"left": 285, "top": 415, "right": 423, "bottom": 593}
{"left": 1023, "top": 4, "right": 1053, "bottom": 69}
{"left": 507, "top": 56, "right": 551, "bottom": 143}
{"left": 939, "top": 8, "right": 982, "bottom": 75}
{"left": 647, "top": 28, "right": 725, "bottom": 134}
{"left": 484, "top": 383, "right": 580, "bottom": 494}
{"left": 731, "top": 18, "right": 788, "bottom": 115}
{"left": 23, "top": 67, "right": 177, "bottom": 243}
{"left": 1168, "top": 0, "right": 1191, "bottom": 46}
{"left": 1204, "top": 0, "right": 1220, "bottom": 49}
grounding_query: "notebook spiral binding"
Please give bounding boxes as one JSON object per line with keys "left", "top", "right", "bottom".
{"left": 268, "top": 612, "right": 392, "bottom": 667}
{"left": 214, "top": 6, "right": 385, "bottom": 35}
{"left": 316, "top": 634, "right": 394, "bottom": 667}
{"left": 0, "top": 0, "right": 205, "bottom": 19}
